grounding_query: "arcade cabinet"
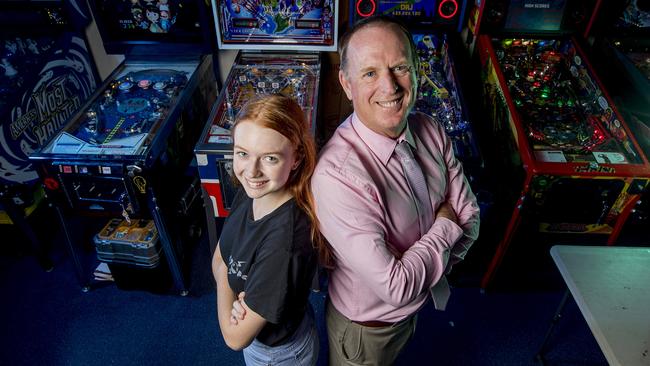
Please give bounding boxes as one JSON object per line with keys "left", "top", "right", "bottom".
{"left": 0, "top": 0, "right": 99, "bottom": 269}
{"left": 30, "top": 0, "right": 218, "bottom": 295}
{"left": 470, "top": 0, "right": 650, "bottom": 288}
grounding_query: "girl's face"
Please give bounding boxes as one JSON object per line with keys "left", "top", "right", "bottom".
{"left": 233, "top": 120, "right": 298, "bottom": 203}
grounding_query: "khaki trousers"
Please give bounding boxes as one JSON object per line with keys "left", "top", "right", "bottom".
{"left": 326, "top": 300, "right": 417, "bottom": 366}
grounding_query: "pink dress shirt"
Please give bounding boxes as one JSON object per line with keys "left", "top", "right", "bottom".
{"left": 312, "top": 112, "right": 480, "bottom": 323}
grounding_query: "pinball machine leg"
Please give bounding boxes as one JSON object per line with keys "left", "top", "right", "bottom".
{"left": 148, "top": 188, "right": 189, "bottom": 296}
{"left": 480, "top": 201, "right": 524, "bottom": 291}
{"left": 53, "top": 205, "right": 92, "bottom": 292}
{"left": 481, "top": 175, "right": 533, "bottom": 290}
{"left": 202, "top": 187, "right": 219, "bottom": 255}
{"left": 606, "top": 193, "right": 642, "bottom": 246}
{"left": 1, "top": 199, "right": 53, "bottom": 272}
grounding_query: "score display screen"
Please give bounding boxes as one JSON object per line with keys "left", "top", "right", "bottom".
{"left": 93, "top": 0, "right": 204, "bottom": 43}
{"left": 504, "top": 0, "right": 567, "bottom": 32}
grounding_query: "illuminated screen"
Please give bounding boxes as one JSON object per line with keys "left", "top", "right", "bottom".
{"left": 93, "top": 0, "right": 203, "bottom": 43}
{"left": 505, "top": 0, "right": 567, "bottom": 31}
{"left": 215, "top": 0, "right": 336, "bottom": 49}
{"left": 374, "top": 0, "right": 438, "bottom": 24}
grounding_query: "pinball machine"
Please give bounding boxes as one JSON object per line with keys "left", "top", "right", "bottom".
{"left": 0, "top": 0, "right": 99, "bottom": 269}
{"left": 29, "top": 0, "right": 217, "bottom": 295}
{"left": 589, "top": 1, "right": 650, "bottom": 158}
{"left": 195, "top": 0, "right": 338, "bottom": 219}
{"left": 349, "top": 0, "right": 485, "bottom": 185}
{"left": 588, "top": 1, "right": 650, "bottom": 237}
{"left": 470, "top": 0, "right": 650, "bottom": 288}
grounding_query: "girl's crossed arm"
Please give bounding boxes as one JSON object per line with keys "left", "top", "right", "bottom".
{"left": 213, "top": 242, "right": 267, "bottom": 351}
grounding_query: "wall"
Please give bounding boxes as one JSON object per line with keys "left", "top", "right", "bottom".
{"left": 84, "top": 12, "right": 123, "bottom": 81}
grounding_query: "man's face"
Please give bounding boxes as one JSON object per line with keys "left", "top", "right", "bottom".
{"left": 339, "top": 25, "right": 417, "bottom": 138}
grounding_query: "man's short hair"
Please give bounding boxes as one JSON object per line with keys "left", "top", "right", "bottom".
{"left": 338, "top": 16, "right": 418, "bottom": 76}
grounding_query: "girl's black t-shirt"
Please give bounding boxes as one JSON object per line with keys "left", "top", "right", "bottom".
{"left": 219, "top": 188, "right": 317, "bottom": 347}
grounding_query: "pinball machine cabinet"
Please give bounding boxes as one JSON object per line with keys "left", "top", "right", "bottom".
{"left": 588, "top": 1, "right": 650, "bottom": 238}
{"left": 348, "top": 0, "right": 486, "bottom": 201}
{"left": 351, "top": 0, "right": 469, "bottom": 31}
{"left": 589, "top": 1, "right": 650, "bottom": 157}
{"left": 29, "top": 0, "right": 217, "bottom": 295}
{"left": 195, "top": 0, "right": 338, "bottom": 218}
{"left": 472, "top": 0, "right": 650, "bottom": 288}
{"left": 0, "top": 0, "right": 99, "bottom": 269}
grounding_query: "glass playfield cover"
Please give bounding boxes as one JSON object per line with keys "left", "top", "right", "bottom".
{"left": 40, "top": 63, "right": 197, "bottom": 157}
{"left": 490, "top": 37, "right": 643, "bottom": 165}
{"left": 201, "top": 52, "right": 319, "bottom": 146}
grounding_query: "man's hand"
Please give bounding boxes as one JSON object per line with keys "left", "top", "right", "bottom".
{"left": 230, "top": 292, "right": 247, "bottom": 325}
{"left": 436, "top": 202, "right": 458, "bottom": 225}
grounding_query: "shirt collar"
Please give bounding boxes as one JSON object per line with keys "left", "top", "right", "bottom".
{"left": 351, "top": 112, "right": 416, "bottom": 166}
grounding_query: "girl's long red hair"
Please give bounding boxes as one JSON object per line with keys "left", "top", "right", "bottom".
{"left": 233, "top": 94, "right": 333, "bottom": 268}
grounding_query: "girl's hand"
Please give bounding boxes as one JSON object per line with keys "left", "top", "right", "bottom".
{"left": 230, "top": 292, "right": 247, "bottom": 325}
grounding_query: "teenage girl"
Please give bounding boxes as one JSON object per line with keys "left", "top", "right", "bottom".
{"left": 212, "top": 94, "right": 321, "bottom": 365}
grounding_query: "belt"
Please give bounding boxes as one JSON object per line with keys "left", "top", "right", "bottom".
{"left": 351, "top": 319, "right": 395, "bottom": 328}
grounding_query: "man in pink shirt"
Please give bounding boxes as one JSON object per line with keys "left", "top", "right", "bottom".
{"left": 311, "top": 16, "right": 480, "bottom": 365}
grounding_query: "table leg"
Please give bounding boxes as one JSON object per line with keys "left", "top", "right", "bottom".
{"left": 535, "top": 289, "right": 571, "bottom": 364}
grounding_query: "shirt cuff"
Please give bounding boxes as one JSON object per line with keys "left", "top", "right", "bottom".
{"left": 426, "top": 217, "right": 464, "bottom": 249}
